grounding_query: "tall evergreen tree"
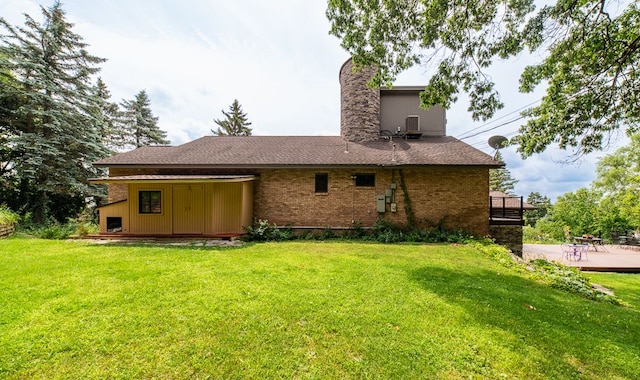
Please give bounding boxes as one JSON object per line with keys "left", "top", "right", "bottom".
{"left": 212, "top": 99, "right": 253, "bottom": 136}
{"left": 0, "top": 62, "right": 24, "bottom": 185}
{"left": 89, "top": 78, "right": 125, "bottom": 151}
{"left": 523, "top": 191, "right": 552, "bottom": 227}
{"left": 489, "top": 152, "right": 518, "bottom": 194}
{"left": 120, "top": 90, "right": 169, "bottom": 148}
{"left": 0, "top": 2, "right": 108, "bottom": 222}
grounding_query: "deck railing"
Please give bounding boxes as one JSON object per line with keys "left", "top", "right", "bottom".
{"left": 490, "top": 196, "right": 524, "bottom": 223}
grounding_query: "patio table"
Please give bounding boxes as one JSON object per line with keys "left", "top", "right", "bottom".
{"left": 573, "top": 236, "right": 605, "bottom": 252}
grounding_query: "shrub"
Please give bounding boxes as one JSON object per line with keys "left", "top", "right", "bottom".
{"left": 0, "top": 205, "right": 20, "bottom": 226}
{"left": 534, "top": 217, "right": 567, "bottom": 241}
{"left": 73, "top": 221, "right": 99, "bottom": 236}
{"left": 243, "top": 219, "right": 294, "bottom": 242}
{"left": 17, "top": 207, "right": 99, "bottom": 239}
{"left": 32, "top": 223, "right": 76, "bottom": 240}
{"left": 368, "top": 218, "right": 404, "bottom": 243}
{"left": 343, "top": 222, "right": 366, "bottom": 239}
{"left": 523, "top": 225, "right": 559, "bottom": 244}
{"left": 297, "top": 230, "right": 316, "bottom": 240}
{"left": 472, "top": 241, "right": 623, "bottom": 305}
{"left": 366, "top": 218, "right": 473, "bottom": 244}
{"left": 244, "top": 217, "right": 474, "bottom": 244}
{"left": 471, "top": 240, "right": 525, "bottom": 271}
{"left": 321, "top": 227, "right": 337, "bottom": 240}
{"left": 528, "top": 259, "right": 622, "bottom": 304}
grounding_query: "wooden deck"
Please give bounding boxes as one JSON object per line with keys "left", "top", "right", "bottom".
{"left": 524, "top": 244, "right": 640, "bottom": 273}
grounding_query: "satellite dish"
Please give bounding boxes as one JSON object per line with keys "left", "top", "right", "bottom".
{"left": 488, "top": 135, "right": 508, "bottom": 160}
{"left": 488, "top": 135, "right": 508, "bottom": 150}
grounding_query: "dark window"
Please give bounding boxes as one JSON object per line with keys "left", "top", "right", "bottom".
{"left": 315, "top": 173, "right": 328, "bottom": 193}
{"left": 355, "top": 173, "right": 375, "bottom": 187}
{"left": 106, "top": 217, "right": 122, "bottom": 232}
{"left": 139, "top": 191, "right": 162, "bottom": 214}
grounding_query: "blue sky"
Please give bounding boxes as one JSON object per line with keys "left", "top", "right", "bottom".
{"left": 1, "top": 0, "right": 628, "bottom": 201}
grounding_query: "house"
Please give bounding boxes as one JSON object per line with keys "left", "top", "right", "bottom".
{"left": 91, "top": 59, "right": 504, "bottom": 240}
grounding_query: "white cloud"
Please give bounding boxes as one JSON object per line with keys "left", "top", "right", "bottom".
{"left": 0, "top": 0, "right": 628, "bottom": 201}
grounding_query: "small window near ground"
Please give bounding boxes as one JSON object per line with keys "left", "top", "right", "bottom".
{"left": 315, "top": 173, "right": 329, "bottom": 193}
{"left": 139, "top": 190, "right": 162, "bottom": 214}
{"left": 355, "top": 173, "right": 375, "bottom": 187}
{"left": 106, "top": 217, "right": 123, "bottom": 233}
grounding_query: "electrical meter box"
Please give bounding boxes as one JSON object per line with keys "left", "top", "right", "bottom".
{"left": 376, "top": 195, "right": 386, "bottom": 213}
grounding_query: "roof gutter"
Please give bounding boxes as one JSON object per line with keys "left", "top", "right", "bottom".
{"left": 92, "top": 162, "right": 504, "bottom": 169}
{"left": 89, "top": 175, "right": 257, "bottom": 184}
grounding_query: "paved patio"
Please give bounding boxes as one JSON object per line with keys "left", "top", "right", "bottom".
{"left": 523, "top": 243, "right": 640, "bottom": 272}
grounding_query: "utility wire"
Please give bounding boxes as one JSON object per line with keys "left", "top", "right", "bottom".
{"left": 455, "top": 66, "right": 632, "bottom": 142}
{"left": 458, "top": 115, "right": 526, "bottom": 141}
{"left": 468, "top": 130, "right": 519, "bottom": 148}
{"left": 455, "top": 99, "right": 540, "bottom": 139}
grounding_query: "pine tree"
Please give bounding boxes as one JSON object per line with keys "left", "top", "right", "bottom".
{"left": 489, "top": 152, "right": 518, "bottom": 194}
{"left": 212, "top": 99, "right": 252, "bottom": 136}
{"left": 0, "top": 2, "right": 109, "bottom": 222}
{"left": 120, "top": 90, "right": 169, "bottom": 148}
{"left": 89, "top": 78, "right": 125, "bottom": 151}
{"left": 523, "top": 192, "right": 552, "bottom": 227}
{"left": 0, "top": 63, "right": 24, "bottom": 183}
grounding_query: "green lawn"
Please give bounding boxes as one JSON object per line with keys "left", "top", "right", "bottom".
{"left": 1, "top": 238, "right": 639, "bottom": 379}
{"left": 587, "top": 272, "right": 640, "bottom": 310}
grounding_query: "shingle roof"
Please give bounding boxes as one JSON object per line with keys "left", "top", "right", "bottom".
{"left": 94, "top": 136, "right": 502, "bottom": 168}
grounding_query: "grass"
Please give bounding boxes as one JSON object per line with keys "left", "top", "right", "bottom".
{"left": 587, "top": 272, "right": 640, "bottom": 309}
{"left": 1, "top": 237, "right": 639, "bottom": 379}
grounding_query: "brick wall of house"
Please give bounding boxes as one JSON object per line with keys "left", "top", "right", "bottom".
{"left": 106, "top": 168, "right": 137, "bottom": 203}
{"left": 391, "top": 167, "right": 490, "bottom": 236}
{"left": 106, "top": 184, "right": 127, "bottom": 203}
{"left": 105, "top": 165, "right": 490, "bottom": 236}
{"left": 254, "top": 166, "right": 490, "bottom": 236}
{"left": 254, "top": 168, "right": 379, "bottom": 227}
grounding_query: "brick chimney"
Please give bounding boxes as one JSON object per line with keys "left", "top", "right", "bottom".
{"left": 339, "top": 59, "right": 381, "bottom": 142}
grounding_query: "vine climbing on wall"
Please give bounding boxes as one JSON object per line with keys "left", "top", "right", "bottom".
{"left": 397, "top": 169, "right": 416, "bottom": 228}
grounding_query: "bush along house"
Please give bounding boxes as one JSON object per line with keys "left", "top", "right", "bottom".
{"left": 91, "top": 59, "right": 518, "bottom": 248}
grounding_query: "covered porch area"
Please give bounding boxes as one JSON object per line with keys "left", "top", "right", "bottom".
{"left": 90, "top": 175, "right": 255, "bottom": 237}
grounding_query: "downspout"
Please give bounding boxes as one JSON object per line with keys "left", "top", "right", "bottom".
{"left": 351, "top": 174, "right": 356, "bottom": 224}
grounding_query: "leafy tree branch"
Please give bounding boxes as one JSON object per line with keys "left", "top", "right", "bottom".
{"left": 327, "top": 0, "right": 640, "bottom": 157}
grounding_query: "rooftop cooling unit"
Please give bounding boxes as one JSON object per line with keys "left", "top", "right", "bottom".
{"left": 406, "top": 115, "right": 420, "bottom": 131}
{"left": 405, "top": 115, "right": 422, "bottom": 139}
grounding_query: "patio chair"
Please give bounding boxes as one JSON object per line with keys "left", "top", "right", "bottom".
{"left": 617, "top": 232, "right": 640, "bottom": 249}
{"left": 561, "top": 244, "right": 588, "bottom": 261}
